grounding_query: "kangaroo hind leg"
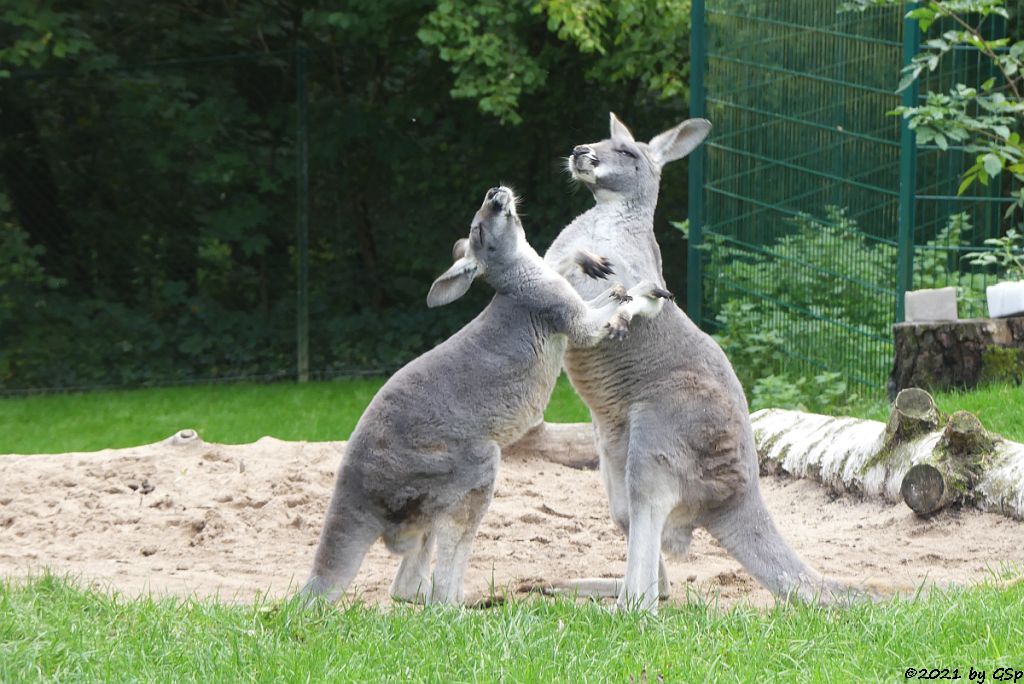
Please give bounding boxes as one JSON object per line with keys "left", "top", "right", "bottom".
{"left": 390, "top": 529, "right": 435, "bottom": 604}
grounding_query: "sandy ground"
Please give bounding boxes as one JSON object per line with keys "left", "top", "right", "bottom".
{"left": 2, "top": 430, "right": 1023, "bottom": 607}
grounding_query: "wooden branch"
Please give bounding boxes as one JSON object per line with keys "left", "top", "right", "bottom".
{"left": 883, "top": 387, "right": 939, "bottom": 449}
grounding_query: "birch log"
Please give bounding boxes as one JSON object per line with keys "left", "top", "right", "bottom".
{"left": 752, "top": 389, "right": 1024, "bottom": 520}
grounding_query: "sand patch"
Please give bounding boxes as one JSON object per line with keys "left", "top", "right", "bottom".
{"left": 2, "top": 432, "right": 1022, "bottom": 605}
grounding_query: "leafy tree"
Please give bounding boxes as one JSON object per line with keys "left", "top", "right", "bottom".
{"left": 0, "top": 1, "right": 697, "bottom": 390}
{"left": 844, "top": 0, "right": 1023, "bottom": 279}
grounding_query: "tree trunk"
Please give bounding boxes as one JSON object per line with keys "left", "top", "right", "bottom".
{"left": 752, "top": 389, "right": 1024, "bottom": 520}
{"left": 0, "top": 88, "right": 87, "bottom": 287}
{"left": 889, "top": 317, "right": 1024, "bottom": 398}
{"left": 503, "top": 421, "right": 597, "bottom": 470}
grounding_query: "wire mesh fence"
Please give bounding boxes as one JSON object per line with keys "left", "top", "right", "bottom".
{"left": 2, "top": 43, "right": 693, "bottom": 394}
{"left": 689, "top": 0, "right": 1018, "bottom": 389}
{"left": 1, "top": 51, "right": 306, "bottom": 393}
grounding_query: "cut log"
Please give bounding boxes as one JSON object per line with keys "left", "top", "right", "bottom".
{"left": 752, "top": 389, "right": 1024, "bottom": 520}
{"left": 882, "top": 387, "right": 939, "bottom": 449}
{"left": 503, "top": 422, "right": 598, "bottom": 470}
{"left": 898, "top": 410, "right": 998, "bottom": 516}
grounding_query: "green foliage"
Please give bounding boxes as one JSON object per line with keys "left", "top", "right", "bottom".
{"left": 704, "top": 207, "right": 896, "bottom": 401}
{"left": 696, "top": 207, "right": 989, "bottom": 407}
{"left": 0, "top": 2, "right": 98, "bottom": 74}
{"left": 0, "top": 1, "right": 696, "bottom": 391}
{"left": 417, "top": 1, "right": 550, "bottom": 125}
{"left": 843, "top": 0, "right": 1024, "bottom": 253}
{"left": 749, "top": 372, "right": 856, "bottom": 414}
{"left": 966, "top": 227, "right": 1024, "bottom": 280}
{"left": 420, "top": 0, "right": 693, "bottom": 124}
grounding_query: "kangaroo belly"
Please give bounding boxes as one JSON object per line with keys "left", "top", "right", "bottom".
{"left": 563, "top": 312, "right": 673, "bottom": 421}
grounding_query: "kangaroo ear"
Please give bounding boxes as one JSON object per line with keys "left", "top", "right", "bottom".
{"left": 609, "top": 112, "right": 635, "bottom": 143}
{"left": 451, "top": 238, "right": 469, "bottom": 261}
{"left": 648, "top": 118, "right": 711, "bottom": 168}
{"left": 427, "top": 256, "right": 478, "bottom": 308}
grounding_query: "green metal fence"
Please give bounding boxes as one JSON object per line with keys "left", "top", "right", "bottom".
{"left": 688, "top": 0, "right": 1015, "bottom": 389}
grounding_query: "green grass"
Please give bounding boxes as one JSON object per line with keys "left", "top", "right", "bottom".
{"left": 2, "top": 381, "right": 1022, "bottom": 679}
{"left": 2, "top": 574, "right": 1022, "bottom": 683}
{"left": 847, "top": 382, "right": 1024, "bottom": 442}
{"left": 0, "top": 375, "right": 590, "bottom": 454}
{"left": 3, "top": 376, "right": 1020, "bottom": 455}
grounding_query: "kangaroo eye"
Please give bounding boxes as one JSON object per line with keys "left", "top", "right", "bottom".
{"left": 617, "top": 148, "right": 637, "bottom": 159}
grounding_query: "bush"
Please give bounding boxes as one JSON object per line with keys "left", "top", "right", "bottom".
{"left": 691, "top": 206, "right": 988, "bottom": 410}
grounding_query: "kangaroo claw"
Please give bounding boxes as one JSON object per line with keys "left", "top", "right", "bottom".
{"left": 606, "top": 313, "right": 630, "bottom": 341}
{"left": 576, "top": 250, "right": 614, "bottom": 280}
{"left": 609, "top": 283, "right": 632, "bottom": 303}
{"left": 650, "top": 286, "right": 674, "bottom": 300}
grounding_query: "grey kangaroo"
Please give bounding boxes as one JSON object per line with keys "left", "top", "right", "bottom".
{"left": 300, "top": 186, "right": 671, "bottom": 605}
{"left": 544, "top": 114, "right": 848, "bottom": 611}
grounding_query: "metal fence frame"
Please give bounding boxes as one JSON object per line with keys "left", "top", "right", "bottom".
{"left": 687, "top": 0, "right": 1015, "bottom": 389}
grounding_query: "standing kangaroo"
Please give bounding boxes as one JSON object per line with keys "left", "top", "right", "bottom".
{"left": 544, "top": 114, "right": 847, "bottom": 611}
{"left": 300, "top": 186, "right": 670, "bottom": 606}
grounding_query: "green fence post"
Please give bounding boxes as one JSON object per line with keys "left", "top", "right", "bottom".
{"left": 687, "top": 0, "right": 707, "bottom": 325}
{"left": 896, "top": 7, "right": 920, "bottom": 323}
{"left": 296, "top": 49, "right": 310, "bottom": 382}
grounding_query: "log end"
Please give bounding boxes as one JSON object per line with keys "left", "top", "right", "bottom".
{"left": 894, "top": 388, "right": 938, "bottom": 420}
{"left": 901, "top": 463, "right": 947, "bottom": 517}
{"left": 885, "top": 388, "right": 940, "bottom": 449}
{"left": 942, "top": 410, "right": 996, "bottom": 458}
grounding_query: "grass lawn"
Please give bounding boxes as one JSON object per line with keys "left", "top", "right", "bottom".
{"left": 2, "top": 379, "right": 1022, "bottom": 681}
{"left": 0, "top": 375, "right": 591, "bottom": 454}
{"left": 2, "top": 574, "right": 1023, "bottom": 682}
{"left": 2, "top": 376, "right": 1020, "bottom": 454}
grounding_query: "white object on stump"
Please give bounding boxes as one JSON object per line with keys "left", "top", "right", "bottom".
{"left": 751, "top": 388, "right": 1024, "bottom": 520}
{"left": 904, "top": 287, "right": 958, "bottom": 322}
{"left": 986, "top": 281, "right": 1024, "bottom": 318}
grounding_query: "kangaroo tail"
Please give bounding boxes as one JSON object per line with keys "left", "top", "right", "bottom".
{"left": 298, "top": 506, "right": 380, "bottom": 605}
{"left": 702, "top": 486, "right": 854, "bottom": 604}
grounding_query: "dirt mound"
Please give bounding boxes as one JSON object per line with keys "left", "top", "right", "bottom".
{"left": 2, "top": 431, "right": 1022, "bottom": 606}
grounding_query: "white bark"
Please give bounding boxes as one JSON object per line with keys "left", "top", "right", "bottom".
{"left": 751, "top": 404, "right": 1024, "bottom": 520}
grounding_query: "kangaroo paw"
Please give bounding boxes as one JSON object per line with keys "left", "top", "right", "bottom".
{"left": 609, "top": 283, "right": 632, "bottom": 303}
{"left": 576, "top": 249, "right": 615, "bottom": 280}
{"left": 606, "top": 312, "right": 630, "bottom": 340}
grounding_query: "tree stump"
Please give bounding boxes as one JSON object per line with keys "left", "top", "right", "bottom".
{"left": 888, "top": 316, "right": 1024, "bottom": 398}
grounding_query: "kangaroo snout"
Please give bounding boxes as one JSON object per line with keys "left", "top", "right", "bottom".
{"left": 483, "top": 186, "right": 514, "bottom": 212}
{"left": 570, "top": 146, "right": 598, "bottom": 178}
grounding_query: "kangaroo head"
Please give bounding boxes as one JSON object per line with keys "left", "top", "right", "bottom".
{"left": 427, "top": 186, "right": 528, "bottom": 307}
{"left": 569, "top": 113, "right": 711, "bottom": 204}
